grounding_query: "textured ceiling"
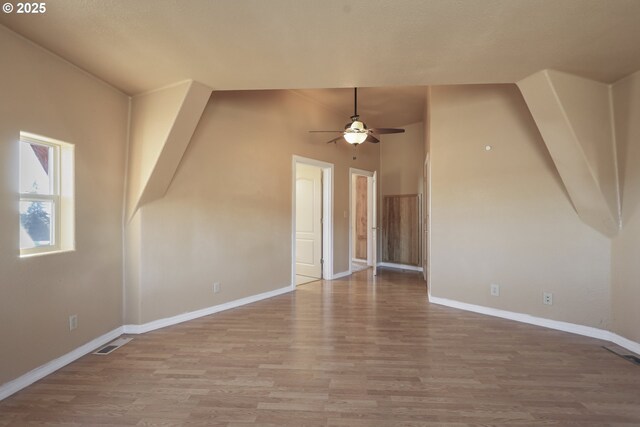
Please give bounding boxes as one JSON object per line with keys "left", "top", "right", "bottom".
{"left": 2, "top": 0, "right": 640, "bottom": 96}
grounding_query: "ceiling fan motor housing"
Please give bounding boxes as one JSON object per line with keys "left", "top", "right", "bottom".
{"left": 346, "top": 118, "right": 367, "bottom": 131}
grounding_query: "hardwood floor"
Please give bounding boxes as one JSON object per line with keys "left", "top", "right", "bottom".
{"left": 1, "top": 269, "right": 639, "bottom": 426}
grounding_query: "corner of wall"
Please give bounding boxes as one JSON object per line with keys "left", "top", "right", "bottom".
{"left": 517, "top": 69, "right": 620, "bottom": 237}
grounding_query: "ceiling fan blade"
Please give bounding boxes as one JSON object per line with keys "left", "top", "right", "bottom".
{"left": 326, "top": 135, "right": 344, "bottom": 144}
{"left": 365, "top": 134, "right": 380, "bottom": 144}
{"left": 309, "top": 130, "right": 343, "bottom": 133}
{"left": 370, "top": 128, "right": 405, "bottom": 134}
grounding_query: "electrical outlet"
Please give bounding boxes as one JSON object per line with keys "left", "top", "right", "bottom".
{"left": 543, "top": 292, "right": 553, "bottom": 305}
{"left": 69, "top": 314, "right": 78, "bottom": 331}
{"left": 490, "top": 283, "right": 500, "bottom": 297}
{"left": 213, "top": 282, "right": 221, "bottom": 293}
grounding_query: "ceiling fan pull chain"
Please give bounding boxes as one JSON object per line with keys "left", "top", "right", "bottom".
{"left": 353, "top": 144, "right": 358, "bottom": 160}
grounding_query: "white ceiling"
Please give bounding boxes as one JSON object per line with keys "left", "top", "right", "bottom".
{"left": 2, "top": 0, "right": 640, "bottom": 97}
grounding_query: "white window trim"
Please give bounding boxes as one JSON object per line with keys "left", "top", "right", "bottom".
{"left": 19, "top": 132, "right": 74, "bottom": 257}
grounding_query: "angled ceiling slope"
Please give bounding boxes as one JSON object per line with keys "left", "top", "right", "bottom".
{"left": 517, "top": 70, "right": 620, "bottom": 237}
{"left": 127, "top": 80, "right": 212, "bottom": 221}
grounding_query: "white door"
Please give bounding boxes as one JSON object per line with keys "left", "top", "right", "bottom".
{"left": 296, "top": 163, "right": 322, "bottom": 278}
{"left": 372, "top": 171, "right": 378, "bottom": 276}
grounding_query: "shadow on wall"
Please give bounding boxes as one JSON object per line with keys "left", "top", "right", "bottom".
{"left": 615, "top": 76, "right": 640, "bottom": 223}
{"left": 511, "top": 88, "right": 573, "bottom": 208}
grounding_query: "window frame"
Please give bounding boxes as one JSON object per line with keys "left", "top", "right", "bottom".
{"left": 19, "top": 134, "right": 66, "bottom": 257}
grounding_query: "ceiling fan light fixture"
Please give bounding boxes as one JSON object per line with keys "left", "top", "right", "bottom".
{"left": 344, "top": 131, "right": 368, "bottom": 144}
{"left": 344, "top": 120, "right": 368, "bottom": 144}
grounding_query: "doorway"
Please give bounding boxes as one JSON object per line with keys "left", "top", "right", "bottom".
{"left": 381, "top": 194, "right": 420, "bottom": 267}
{"left": 292, "top": 156, "right": 333, "bottom": 288}
{"left": 349, "top": 168, "right": 375, "bottom": 275}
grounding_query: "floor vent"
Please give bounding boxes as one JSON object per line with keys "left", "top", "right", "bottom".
{"left": 93, "top": 337, "right": 132, "bottom": 356}
{"left": 603, "top": 345, "right": 640, "bottom": 366}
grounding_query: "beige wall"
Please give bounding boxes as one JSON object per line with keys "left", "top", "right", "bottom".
{"left": 1, "top": 22, "right": 637, "bottom": 390}
{"left": 544, "top": 71, "right": 619, "bottom": 222}
{"left": 0, "top": 28, "right": 129, "bottom": 383}
{"left": 380, "top": 122, "right": 424, "bottom": 197}
{"left": 517, "top": 70, "right": 619, "bottom": 237}
{"left": 123, "top": 215, "right": 142, "bottom": 325}
{"left": 429, "top": 84, "right": 611, "bottom": 328}
{"left": 611, "top": 71, "right": 640, "bottom": 343}
{"left": 126, "top": 81, "right": 192, "bottom": 220}
{"left": 134, "top": 90, "right": 379, "bottom": 323}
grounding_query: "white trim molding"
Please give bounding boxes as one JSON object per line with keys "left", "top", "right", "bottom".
{"left": 331, "top": 271, "right": 351, "bottom": 280}
{"left": 429, "top": 295, "right": 640, "bottom": 355}
{"left": 291, "top": 156, "right": 334, "bottom": 286}
{"left": 348, "top": 168, "right": 376, "bottom": 276}
{"left": 1, "top": 285, "right": 293, "bottom": 402}
{"left": 124, "top": 286, "right": 292, "bottom": 335}
{"left": 378, "top": 262, "right": 423, "bottom": 272}
{"left": 0, "top": 326, "right": 124, "bottom": 401}
{"left": 611, "top": 334, "right": 640, "bottom": 355}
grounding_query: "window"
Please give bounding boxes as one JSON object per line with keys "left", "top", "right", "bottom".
{"left": 19, "top": 132, "right": 74, "bottom": 256}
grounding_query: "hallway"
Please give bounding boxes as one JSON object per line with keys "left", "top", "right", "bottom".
{"left": 1, "top": 269, "right": 639, "bottom": 425}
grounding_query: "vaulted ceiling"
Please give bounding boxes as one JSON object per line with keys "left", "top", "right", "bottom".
{"left": 2, "top": 1, "right": 639, "bottom": 126}
{"left": 2, "top": 0, "right": 639, "bottom": 97}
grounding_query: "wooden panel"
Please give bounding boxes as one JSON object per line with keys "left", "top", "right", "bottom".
{"left": 355, "top": 176, "right": 368, "bottom": 260}
{"left": 382, "top": 194, "right": 419, "bottom": 265}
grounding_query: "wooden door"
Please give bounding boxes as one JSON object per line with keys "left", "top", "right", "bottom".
{"left": 295, "top": 163, "right": 322, "bottom": 278}
{"left": 355, "top": 176, "right": 368, "bottom": 260}
{"left": 382, "top": 195, "right": 419, "bottom": 266}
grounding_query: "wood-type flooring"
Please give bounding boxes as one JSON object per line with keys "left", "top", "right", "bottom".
{"left": 1, "top": 269, "right": 639, "bottom": 426}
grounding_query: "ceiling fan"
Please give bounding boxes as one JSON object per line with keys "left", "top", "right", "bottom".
{"left": 309, "top": 88, "right": 405, "bottom": 146}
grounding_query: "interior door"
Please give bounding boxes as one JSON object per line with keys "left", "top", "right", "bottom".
{"left": 372, "top": 171, "right": 377, "bottom": 276}
{"left": 295, "top": 163, "right": 322, "bottom": 278}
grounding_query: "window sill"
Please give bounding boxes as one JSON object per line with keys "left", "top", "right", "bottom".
{"left": 20, "top": 248, "right": 76, "bottom": 259}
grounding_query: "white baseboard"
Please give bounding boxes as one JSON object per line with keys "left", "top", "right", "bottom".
{"left": 0, "top": 326, "right": 124, "bottom": 401}
{"left": 609, "top": 332, "right": 640, "bottom": 355}
{"left": 5, "top": 287, "right": 637, "bottom": 404}
{"left": 1, "top": 285, "right": 293, "bottom": 401}
{"left": 378, "top": 262, "right": 423, "bottom": 272}
{"left": 331, "top": 271, "right": 351, "bottom": 279}
{"left": 429, "top": 295, "right": 640, "bottom": 355}
{"left": 123, "top": 285, "right": 292, "bottom": 334}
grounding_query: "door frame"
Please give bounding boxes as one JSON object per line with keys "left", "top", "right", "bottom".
{"left": 349, "top": 167, "right": 375, "bottom": 275}
{"left": 423, "top": 153, "right": 431, "bottom": 289}
{"left": 292, "top": 156, "right": 334, "bottom": 289}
